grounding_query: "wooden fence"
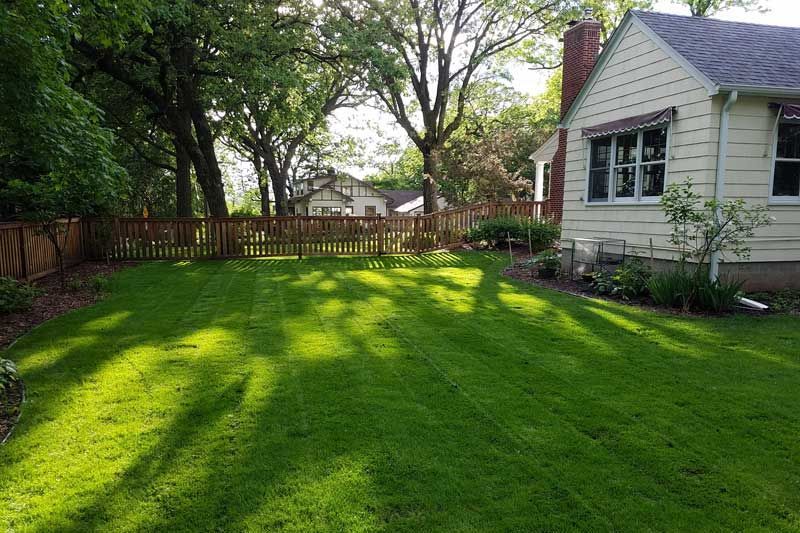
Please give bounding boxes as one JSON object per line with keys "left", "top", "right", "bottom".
{"left": 1, "top": 201, "right": 548, "bottom": 279}
{"left": 0, "top": 219, "right": 83, "bottom": 281}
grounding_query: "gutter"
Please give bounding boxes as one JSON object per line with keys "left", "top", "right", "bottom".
{"left": 709, "top": 90, "right": 738, "bottom": 282}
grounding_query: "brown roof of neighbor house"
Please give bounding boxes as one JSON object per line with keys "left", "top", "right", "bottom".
{"left": 288, "top": 183, "right": 353, "bottom": 204}
{"left": 380, "top": 190, "right": 423, "bottom": 207}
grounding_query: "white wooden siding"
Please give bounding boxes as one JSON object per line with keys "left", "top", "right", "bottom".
{"left": 562, "top": 21, "right": 715, "bottom": 259}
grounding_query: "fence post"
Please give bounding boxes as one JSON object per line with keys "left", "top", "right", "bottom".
{"left": 377, "top": 214, "right": 384, "bottom": 256}
{"left": 17, "top": 226, "right": 28, "bottom": 281}
{"left": 413, "top": 214, "right": 421, "bottom": 254}
{"left": 295, "top": 216, "right": 303, "bottom": 259}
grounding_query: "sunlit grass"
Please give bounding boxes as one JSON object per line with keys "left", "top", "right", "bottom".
{"left": 1, "top": 252, "right": 800, "bottom": 531}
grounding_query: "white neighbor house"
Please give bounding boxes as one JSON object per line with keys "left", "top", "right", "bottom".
{"left": 289, "top": 173, "right": 404, "bottom": 217}
{"left": 553, "top": 10, "right": 800, "bottom": 290}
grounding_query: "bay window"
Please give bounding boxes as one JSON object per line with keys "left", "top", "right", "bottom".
{"left": 587, "top": 125, "right": 668, "bottom": 203}
{"left": 771, "top": 121, "right": 800, "bottom": 200}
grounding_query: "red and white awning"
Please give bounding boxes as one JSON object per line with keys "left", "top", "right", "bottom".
{"left": 581, "top": 108, "right": 674, "bottom": 138}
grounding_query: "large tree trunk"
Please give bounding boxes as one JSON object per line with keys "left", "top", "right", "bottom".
{"left": 422, "top": 149, "right": 440, "bottom": 214}
{"left": 254, "top": 156, "right": 270, "bottom": 215}
{"left": 174, "top": 140, "right": 193, "bottom": 217}
{"left": 263, "top": 151, "right": 289, "bottom": 216}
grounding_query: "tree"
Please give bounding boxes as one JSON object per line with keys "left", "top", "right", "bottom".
{"left": 1, "top": 1, "right": 127, "bottom": 283}
{"left": 72, "top": 0, "right": 294, "bottom": 217}
{"left": 333, "top": 0, "right": 572, "bottom": 213}
{"left": 672, "top": 0, "right": 768, "bottom": 17}
{"left": 583, "top": 0, "right": 653, "bottom": 41}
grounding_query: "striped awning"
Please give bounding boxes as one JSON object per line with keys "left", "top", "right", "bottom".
{"left": 782, "top": 103, "right": 800, "bottom": 119}
{"left": 581, "top": 107, "right": 674, "bottom": 138}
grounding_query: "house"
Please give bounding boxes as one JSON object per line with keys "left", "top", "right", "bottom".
{"left": 380, "top": 189, "right": 424, "bottom": 215}
{"left": 530, "top": 131, "right": 557, "bottom": 202}
{"left": 549, "top": 9, "right": 800, "bottom": 289}
{"left": 387, "top": 194, "right": 449, "bottom": 215}
{"left": 288, "top": 172, "right": 393, "bottom": 216}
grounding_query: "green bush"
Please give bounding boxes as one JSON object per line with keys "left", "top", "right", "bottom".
{"left": 612, "top": 258, "right": 652, "bottom": 299}
{"left": 465, "top": 217, "right": 560, "bottom": 249}
{"left": 0, "top": 358, "right": 20, "bottom": 412}
{"left": 532, "top": 249, "right": 560, "bottom": 270}
{"left": 697, "top": 277, "right": 744, "bottom": 313}
{"left": 648, "top": 269, "right": 695, "bottom": 310}
{"left": 66, "top": 278, "right": 83, "bottom": 292}
{"left": 0, "top": 277, "right": 42, "bottom": 314}
{"left": 89, "top": 275, "right": 110, "bottom": 294}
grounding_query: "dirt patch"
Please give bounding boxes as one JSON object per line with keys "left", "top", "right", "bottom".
{"left": 0, "top": 380, "right": 23, "bottom": 444}
{"left": 0, "top": 261, "right": 136, "bottom": 350}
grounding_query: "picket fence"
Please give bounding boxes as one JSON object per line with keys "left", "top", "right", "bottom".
{"left": 0, "top": 201, "right": 549, "bottom": 280}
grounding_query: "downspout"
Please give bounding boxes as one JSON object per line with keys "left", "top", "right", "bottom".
{"left": 709, "top": 90, "right": 738, "bottom": 281}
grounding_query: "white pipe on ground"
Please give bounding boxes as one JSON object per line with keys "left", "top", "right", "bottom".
{"left": 709, "top": 90, "right": 738, "bottom": 282}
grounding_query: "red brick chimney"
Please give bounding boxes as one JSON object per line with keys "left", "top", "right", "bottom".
{"left": 549, "top": 8, "right": 601, "bottom": 223}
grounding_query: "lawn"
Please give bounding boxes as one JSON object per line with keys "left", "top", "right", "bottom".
{"left": 1, "top": 252, "right": 799, "bottom": 531}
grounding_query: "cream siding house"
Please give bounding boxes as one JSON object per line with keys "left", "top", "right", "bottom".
{"left": 556, "top": 10, "right": 800, "bottom": 289}
{"left": 289, "top": 174, "right": 391, "bottom": 216}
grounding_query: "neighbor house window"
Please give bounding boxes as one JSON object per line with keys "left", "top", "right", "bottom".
{"left": 345, "top": 206, "right": 353, "bottom": 216}
{"left": 772, "top": 121, "right": 800, "bottom": 200}
{"left": 587, "top": 125, "right": 668, "bottom": 203}
{"left": 365, "top": 206, "right": 377, "bottom": 216}
{"left": 312, "top": 207, "right": 342, "bottom": 216}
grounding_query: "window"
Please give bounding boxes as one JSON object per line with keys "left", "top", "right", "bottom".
{"left": 365, "top": 205, "right": 377, "bottom": 216}
{"left": 311, "top": 207, "right": 342, "bottom": 216}
{"left": 771, "top": 121, "right": 800, "bottom": 200}
{"left": 345, "top": 206, "right": 353, "bottom": 216}
{"left": 587, "top": 125, "right": 668, "bottom": 203}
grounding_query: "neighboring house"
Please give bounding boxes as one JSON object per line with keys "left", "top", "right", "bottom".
{"left": 288, "top": 172, "right": 391, "bottom": 216}
{"left": 389, "top": 194, "right": 449, "bottom": 215}
{"left": 381, "top": 190, "right": 423, "bottom": 215}
{"left": 530, "top": 131, "right": 557, "bottom": 202}
{"left": 549, "top": 9, "right": 800, "bottom": 289}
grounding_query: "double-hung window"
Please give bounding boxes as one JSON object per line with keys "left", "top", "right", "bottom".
{"left": 587, "top": 125, "right": 668, "bottom": 203}
{"left": 771, "top": 120, "right": 800, "bottom": 201}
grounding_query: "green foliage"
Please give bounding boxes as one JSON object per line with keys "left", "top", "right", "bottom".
{"left": 367, "top": 146, "right": 424, "bottom": 191}
{"left": 66, "top": 279, "right": 84, "bottom": 293}
{"left": 697, "top": 277, "right": 745, "bottom": 313}
{"left": 648, "top": 269, "right": 696, "bottom": 310}
{"left": 89, "top": 275, "right": 111, "bottom": 294}
{"left": 0, "top": 277, "right": 42, "bottom": 314}
{"left": 672, "top": 0, "right": 768, "bottom": 17}
{"left": 532, "top": 249, "right": 561, "bottom": 271}
{"left": 613, "top": 258, "right": 652, "bottom": 300}
{"left": 0, "top": 358, "right": 20, "bottom": 408}
{"left": 749, "top": 290, "right": 800, "bottom": 314}
{"left": 590, "top": 270, "right": 615, "bottom": 295}
{"left": 465, "top": 217, "right": 560, "bottom": 249}
{"left": 661, "top": 178, "right": 771, "bottom": 282}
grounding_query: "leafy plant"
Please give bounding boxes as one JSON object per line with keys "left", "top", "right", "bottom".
{"left": 89, "top": 275, "right": 110, "bottom": 294}
{"left": 0, "top": 277, "right": 42, "bottom": 314}
{"left": 697, "top": 277, "right": 744, "bottom": 313}
{"left": 648, "top": 269, "right": 696, "bottom": 310}
{"left": 533, "top": 249, "right": 561, "bottom": 271}
{"left": 749, "top": 289, "right": 800, "bottom": 314}
{"left": 612, "top": 258, "right": 652, "bottom": 300}
{"left": 590, "top": 270, "right": 615, "bottom": 295}
{"left": 66, "top": 278, "right": 83, "bottom": 292}
{"left": 465, "top": 217, "right": 560, "bottom": 250}
{"left": 520, "top": 219, "right": 562, "bottom": 252}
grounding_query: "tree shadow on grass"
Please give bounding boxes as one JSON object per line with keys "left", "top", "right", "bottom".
{"left": 1, "top": 252, "right": 799, "bottom": 531}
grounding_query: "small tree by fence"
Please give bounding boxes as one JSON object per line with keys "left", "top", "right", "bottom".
{"left": 1, "top": 201, "right": 548, "bottom": 279}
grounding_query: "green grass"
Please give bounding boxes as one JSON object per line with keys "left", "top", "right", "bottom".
{"left": 1, "top": 252, "right": 800, "bottom": 531}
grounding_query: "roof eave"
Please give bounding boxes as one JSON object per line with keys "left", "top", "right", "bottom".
{"left": 717, "top": 84, "right": 800, "bottom": 97}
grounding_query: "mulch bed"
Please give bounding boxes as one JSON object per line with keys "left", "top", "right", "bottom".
{"left": 0, "top": 261, "right": 136, "bottom": 351}
{"left": 502, "top": 261, "right": 767, "bottom": 317}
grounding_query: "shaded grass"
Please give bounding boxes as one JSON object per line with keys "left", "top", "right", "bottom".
{"left": 1, "top": 252, "right": 799, "bottom": 531}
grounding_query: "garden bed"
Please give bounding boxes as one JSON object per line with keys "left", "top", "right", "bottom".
{"left": 0, "top": 261, "right": 136, "bottom": 350}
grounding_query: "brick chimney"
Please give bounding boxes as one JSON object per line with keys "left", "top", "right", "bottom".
{"left": 549, "top": 8, "right": 601, "bottom": 223}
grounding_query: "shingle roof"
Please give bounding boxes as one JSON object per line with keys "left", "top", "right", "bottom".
{"left": 380, "top": 190, "right": 422, "bottom": 207}
{"left": 632, "top": 10, "right": 800, "bottom": 90}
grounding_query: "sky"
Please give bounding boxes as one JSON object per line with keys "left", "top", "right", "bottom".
{"left": 326, "top": 0, "right": 800, "bottom": 180}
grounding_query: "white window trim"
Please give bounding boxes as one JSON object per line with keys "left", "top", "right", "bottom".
{"left": 584, "top": 124, "right": 670, "bottom": 206}
{"left": 768, "top": 118, "right": 800, "bottom": 205}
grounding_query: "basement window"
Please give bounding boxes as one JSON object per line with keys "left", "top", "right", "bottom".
{"left": 586, "top": 125, "right": 668, "bottom": 204}
{"left": 771, "top": 121, "right": 800, "bottom": 201}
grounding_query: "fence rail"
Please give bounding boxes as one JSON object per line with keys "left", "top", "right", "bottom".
{"left": 1, "top": 201, "right": 548, "bottom": 279}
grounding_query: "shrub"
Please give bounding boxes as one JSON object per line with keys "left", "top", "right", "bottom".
{"left": 590, "top": 270, "right": 614, "bottom": 295}
{"left": 0, "top": 277, "right": 42, "bottom": 314}
{"left": 0, "top": 358, "right": 20, "bottom": 411}
{"left": 648, "top": 269, "right": 696, "bottom": 310}
{"left": 532, "top": 249, "right": 560, "bottom": 270}
{"left": 66, "top": 278, "right": 83, "bottom": 292}
{"left": 465, "top": 217, "right": 522, "bottom": 247}
{"left": 465, "top": 217, "right": 560, "bottom": 250}
{"left": 520, "top": 220, "right": 561, "bottom": 251}
{"left": 89, "top": 275, "right": 110, "bottom": 294}
{"left": 612, "top": 258, "right": 651, "bottom": 300}
{"left": 697, "top": 277, "right": 744, "bottom": 313}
